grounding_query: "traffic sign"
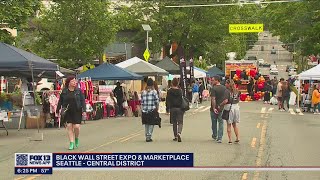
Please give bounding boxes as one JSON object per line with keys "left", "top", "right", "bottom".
{"left": 143, "top": 49, "right": 150, "bottom": 62}
{"left": 229, "top": 24, "right": 264, "bottom": 33}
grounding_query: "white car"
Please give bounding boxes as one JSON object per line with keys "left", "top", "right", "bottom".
{"left": 258, "top": 59, "right": 264, "bottom": 65}
{"left": 288, "top": 68, "right": 297, "bottom": 76}
{"left": 264, "top": 34, "right": 268, "bottom": 37}
{"left": 270, "top": 68, "right": 279, "bottom": 75}
{"left": 270, "top": 64, "right": 277, "bottom": 70}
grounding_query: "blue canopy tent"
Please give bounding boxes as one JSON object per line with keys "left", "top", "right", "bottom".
{"left": 78, "top": 63, "right": 143, "bottom": 80}
{"left": 207, "top": 66, "right": 224, "bottom": 77}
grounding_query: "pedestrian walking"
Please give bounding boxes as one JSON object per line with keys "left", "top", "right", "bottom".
{"left": 210, "top": 76, "right": 228, "bottom": 143}
{"left": 166, "top": 78, "right": 184, "bottom": 142}
{"left": 224, "top": 79, "right": 240, "bottom": 145}
{"left": 199, "top": 81, "right": 204, "bottom": 104}
{"left": 277, "top": 78, "right": 285, "bottom": 111}
{"left": 281, "top": 81, "right": 291, "bottom": 111}
{"left": 141, "top": 78, "right": 160, "bottom": 142}
{"left": 311, "top": 84, "right": 320, "bottom": 114}
{"left": 191, "top": 81, "right": 199, "bottom": 108}
{"left": 57, "top": 76, "right": 86, "bottom": 150}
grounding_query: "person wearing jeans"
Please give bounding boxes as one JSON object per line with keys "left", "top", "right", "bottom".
{"left": 210, "top": 75, "right": 228, "bottom": 143}
{"left": 210, "top": 111, "right": 224, "bottom": 142}
{"left": 141, "top": 78, "right": 160, "bottom": 142}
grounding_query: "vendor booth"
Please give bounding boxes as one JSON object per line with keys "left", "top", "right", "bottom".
{"left": 78, "top": 63, "right": 143, "bottom": 120}
{"left": 0, "top": 42, "right": 62, "bottom": 133}
{"left": 297, "top": 64, "right": 320, "bottom": 111}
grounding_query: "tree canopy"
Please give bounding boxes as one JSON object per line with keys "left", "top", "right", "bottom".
{"left": 25, "top": 0, "right": 118, "bottom": 68}
{"left": 0, "top": 0, "right": 40, "bottom": 44}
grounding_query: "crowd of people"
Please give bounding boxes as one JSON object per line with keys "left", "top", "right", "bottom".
{"left": 55, "top": 75, "right": 246, "bottom": 149}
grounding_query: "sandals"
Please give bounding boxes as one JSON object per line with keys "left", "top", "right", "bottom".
{"left": 235, "top": 140, "right": 240, "bottom": 144}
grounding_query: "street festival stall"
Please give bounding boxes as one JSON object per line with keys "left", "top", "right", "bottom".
{"left": 297, "top": 64, "right": 320, "bottom": 112}
{"left": 116, "top": 57, "right": 169, "bottom": 113}
{"left": 78, "top": 63, "right": 143, "bottom": 119}
{"left": 225, "top": 53, "right": 266, "bottom": 102}
{"left": 0, "top": 42, "right": 62, "bottom": 134}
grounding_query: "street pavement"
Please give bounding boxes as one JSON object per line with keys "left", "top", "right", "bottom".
{"left": 1, "top": 33, "right": 320, "bottom": 180}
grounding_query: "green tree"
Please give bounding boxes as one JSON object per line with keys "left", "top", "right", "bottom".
{"left": 262, "top": 0, "right": 320, "bottom": 56}
{"left": 28, "top": 0, "right": 117, "bottom": 68}
{"left": 0, "top": 0, "right": 40, "bottom": 44}
{"left": 116, "top": 0, "right": 261, "bottom": 67}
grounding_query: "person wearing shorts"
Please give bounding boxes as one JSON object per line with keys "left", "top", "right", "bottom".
{"left": 224, "top": 79, "right": 240, "bottom": 145}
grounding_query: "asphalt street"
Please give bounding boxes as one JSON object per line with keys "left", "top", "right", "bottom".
{"left": 1, "top": 33, "right": 320, "bottom": 180}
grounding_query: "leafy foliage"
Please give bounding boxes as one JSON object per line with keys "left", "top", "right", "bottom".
{"left": 27, "top": 0, "right": 117, "bottom": 68}
{"left": 116, "top": 0, "right": 261, "bottom": 67}
{"left": 0, "top": 0, "right": 40, "bottom": 45}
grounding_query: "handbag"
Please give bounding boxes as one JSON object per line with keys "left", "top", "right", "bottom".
{"left": 222, "top": 93, "right": 233, "bottom": 120}
{"left": 181, "top": 96, "right": 190, "bottom": 111}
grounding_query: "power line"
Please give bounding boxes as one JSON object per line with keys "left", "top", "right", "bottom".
{"left": 165, "top": 0, "right": 303, "bottom": 8}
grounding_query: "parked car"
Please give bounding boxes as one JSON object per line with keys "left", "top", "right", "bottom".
{"left": 288, "top": 68, "right": 297, "bottom": 76}
{"left": 247, "top": 56, "right": 257, "bottom": 60}
{"left": 258, "top": 59, "right": 264, "bottom": 65}
{"left": 286, "top": 65, "right": 293, "bottom": 72}
{"left": 271, "top": 49, "right": 276, "bottom": 54}
{"left": 270, "top": 64, "right": 277, "bottom": 70}
{"left": 264, "top": 34, "right": 268, "bottom": 37}
{"left": 262, "top": 63, "right": 271, "bottom": 67}
{"left": 270, "top": 68, "right": 279, "bottom": 75}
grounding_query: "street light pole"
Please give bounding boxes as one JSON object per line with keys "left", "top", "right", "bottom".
{"left": 142, "top": 24, "right": 152, "bottom": 50}
{"left": 146, "top": 31, "right": 149, "bottom": 50}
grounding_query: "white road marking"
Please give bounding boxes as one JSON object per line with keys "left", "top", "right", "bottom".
{"left": 261, "top": 107, "right": 267, "bottom": 114}
{"left": 200, "top": 106, "right": 211, "bottom": 112}
{"left": 193, "top": 106, "right": 205, "bottom": 112}
{"left": 268, "top": 107, "right": 274, "bottom": 112}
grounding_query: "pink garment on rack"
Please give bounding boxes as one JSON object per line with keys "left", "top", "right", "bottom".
{"left": 80, "top": 81, "right": 86, "bottom": 94}
{"left": 88, "top": 80, "right": 94, "bottom": 103}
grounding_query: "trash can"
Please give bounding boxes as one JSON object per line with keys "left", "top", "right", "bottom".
{"left": 261, "top": 46, "right": 264, "bottom": 51}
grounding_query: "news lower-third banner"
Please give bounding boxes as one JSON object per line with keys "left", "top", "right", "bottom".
{"left": 15, "top": 153, "right": 194, "bottom": 174}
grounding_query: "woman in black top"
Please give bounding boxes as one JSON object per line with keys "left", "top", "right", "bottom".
{"left": 166, "top": 78, "right": 184, "bottom": 142}
{"left": 57, "top": 76, "right": 85, "bottom": 150}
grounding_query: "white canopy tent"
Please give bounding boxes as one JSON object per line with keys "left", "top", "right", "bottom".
{"left": 298, "top": 64, "right": 320, "bottom": 80}
{"left": 296, "top": 64, "right": 320, "bottom": 109}
{"left": 173, "top": 66, "right": 207, "bottom": 78}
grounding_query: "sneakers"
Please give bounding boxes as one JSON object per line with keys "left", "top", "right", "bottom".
{"left": 217, "top": 140, "right": 222, "bottom": 143}
{"left": 146, "top": 139, "right": 153, "bottom": 142}
{"left": 177, "top": 133, "right": 182, "bottom": 142}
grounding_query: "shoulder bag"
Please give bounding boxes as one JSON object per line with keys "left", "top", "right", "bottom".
{"left": 181, "top": 96, "right": 190, "bottom": 111}
{"left": 222, "top": 93, "right": 233, "bottom": 120}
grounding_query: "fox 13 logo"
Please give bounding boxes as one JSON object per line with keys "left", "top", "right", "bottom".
{"left": 15, "top": 153, "right": 53, "bottom": 167}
